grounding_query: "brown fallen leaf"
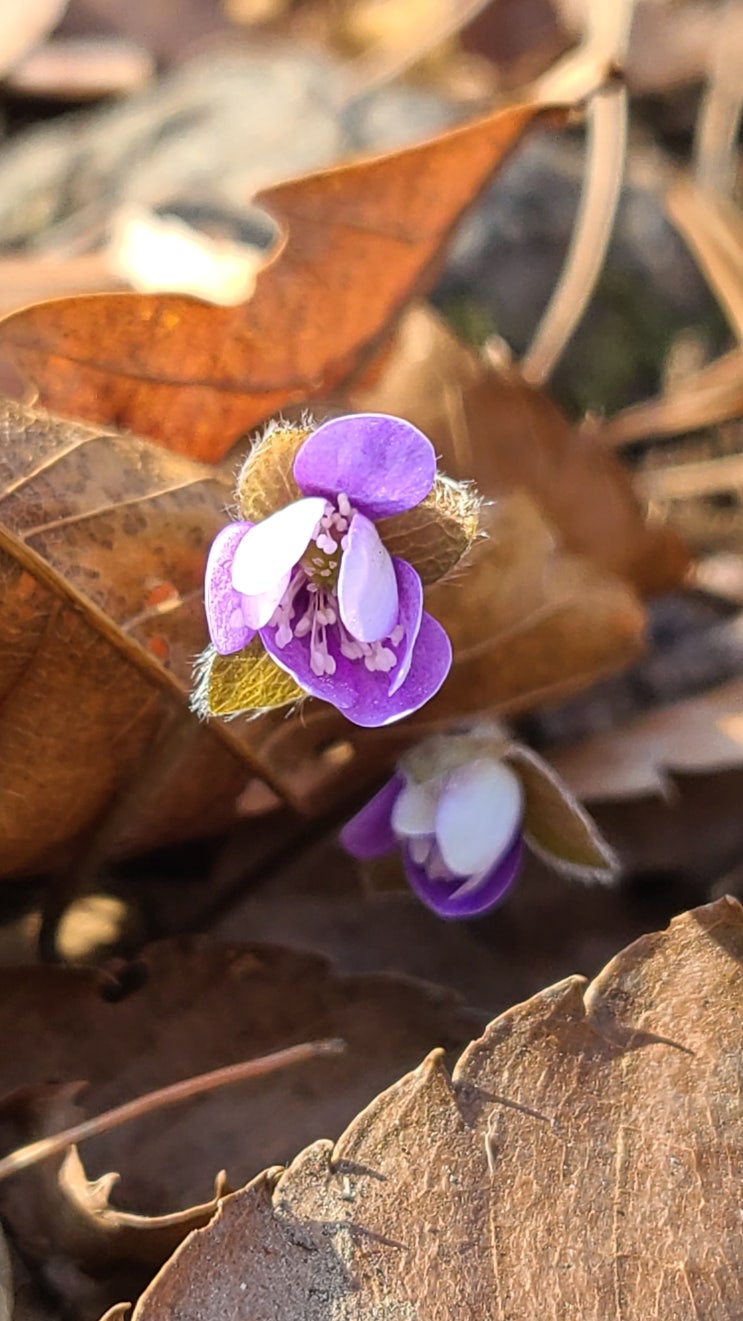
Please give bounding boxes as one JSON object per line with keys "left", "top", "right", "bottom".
{"left": 0, "top": 939, "right": 481, "bottom": 1290}
{"left": 549, "top": 673, "right": 743, "bottom": 801}
{"left": 0, "top": 397, "right": 261, "bottom": 878}
{"left": 349, "top": 304, "right": 688, "bottom": 596}
{"left": 129, "top": 898, "right": 743, "bottom": 1320}
{"left": 0, "top": 101, "right": 564, "bottom": 460}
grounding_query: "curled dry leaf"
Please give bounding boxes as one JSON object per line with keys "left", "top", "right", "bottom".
{"left": 549, "top": 673, "right": 743, "bottom": 802}
{"left": 130, "top": 899, "right": 743, "bottom": 1320}
{"left": 0, "top": 102, "right": 564, "bottom": 460}
{"left": 0, "top": 939, "right": 481, "bottom": 1285}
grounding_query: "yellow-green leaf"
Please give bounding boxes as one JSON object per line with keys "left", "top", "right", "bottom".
{"left": 193, "top": 641, "right": 303, "bottom": 718}
{"left": 236, "top": 424, "right": 309, "bottom": 523}
{"left": 378, "top": 474, "right": 480, "bottom": 586}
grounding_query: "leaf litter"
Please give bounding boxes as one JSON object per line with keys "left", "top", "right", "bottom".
{"left": 124, "top": 899, "right": 743, "bottom": 1320}
{"left": 1, "top": 0, "right": 743, "bottom": 1315}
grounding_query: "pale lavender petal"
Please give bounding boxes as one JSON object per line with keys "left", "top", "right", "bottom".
{"left": 435, "top": 759, "right": 524, "bottom": 877}
{"left": 231, "top": 496, "right": 326, "bottom": 595}
{"left": 205, "top": 521, "right": 256, "bottom": 655}
{"left": 338, "top": 512, "right": 398, "bottom": 642}
{"left": 403, "top": 832, "right": 523, "bottom": 920}
{"left": 339, "top": 775, "right": 403, "bottom": 859}
{"left": 293, "top": 413, "right": 436, "bottom": 518}
{"left": 240, "top": 571, "right": 291, "bottom": 629}
{"left": 388, "top": 558, "right": 422, "bottom": 696}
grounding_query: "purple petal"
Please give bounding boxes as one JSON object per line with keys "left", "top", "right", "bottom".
{"left": 231, "top": 496, "right": 327, "bottom": 595}
{"left": 339, "top": 609, "right": 451, "bottom": 728}
{"left": 388, "top": 558, "right": 422, "bottom": 696}
{"left": 260, "top": 583, "right": 358, "bottom": 711}
{"left": 261, "top": 601, "right": 450, "bottom": 727}
{"left": 403, "top": 832, "right": 523, "bottom": 920}
{"left": 293, "top": 413, "right": 436, "bottom": 518}
{"left": 260, "top": 558, "right": 451, "bottom": 727}
{"left": 338, "top": 512, "right": 398, "bottom": 643}
{"left": 205, "top": 521, "right": 256, "bottom": 655}
{"left": 339, "top": 775, "right": 403, "bottom": 859}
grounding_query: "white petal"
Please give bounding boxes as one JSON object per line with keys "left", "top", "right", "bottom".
{"left": 391, "top": 780, "right": 437, "bottom": 838}
{"left": 435, "top": 759, "right": 523, "bottom": 878}
{"left": 240, "top": 570, "right": 291, "bottom": 628}
{"left": 231, "top": 497, "right": 327, "bottom": 596}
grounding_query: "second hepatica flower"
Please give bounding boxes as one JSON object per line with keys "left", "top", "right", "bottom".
{"left": 341, "top": 730, "right": 619, "bottom": 919}
{"left": 200, "top": 414, "right": 476, "bottom": 728}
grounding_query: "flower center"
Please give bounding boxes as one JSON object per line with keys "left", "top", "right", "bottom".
{"left": 268, "top": 491, "right": 405, "bottom": 681}
{"left": 299, "top": 493, "right": 352, "bottom": 589}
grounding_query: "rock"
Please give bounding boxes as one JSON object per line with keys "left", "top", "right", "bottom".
{"left": 435, "top": 132, "right": 724, "bottom": 411}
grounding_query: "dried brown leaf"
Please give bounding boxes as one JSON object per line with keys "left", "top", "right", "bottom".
{"left": 0, "top": 102, "right": 563, "bottom": 460}
{"left": 130, "top": 898, "right": 743, "bottom": 1320}
{"left": 550, "top": 673, "right": 743, "bottom": 802}
{"left": 0, "top": 398, "right": 272, "bottom": 877}
{"left": 0, "top": 940, "right": 480, "bottom": 1287}
{"left": 349, "top": 304, "right": 688, "bottom": 596}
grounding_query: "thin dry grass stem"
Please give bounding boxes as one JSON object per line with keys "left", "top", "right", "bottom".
{"left": 0, "top": 1039, "right": 345, "bottom": 1182}
{"left": 693, "top": 0, "right": 743, "bottom": 198}
{"left": 520, "top": 0, "right": 634, "bottom": 385}
{"left": 637, "top": 450, "right": 743, "bottom": 501}
{"left": 521, "top": 80, "right": 628, "bottom": 386}
{"left": 667, "top": 180, "right": 743, "bottom": 342}
{"left": 593, "top": 348, "right": 743, "bottom": 448}
{"left": 596, "top": 3, "right": 743, "bottom": 450}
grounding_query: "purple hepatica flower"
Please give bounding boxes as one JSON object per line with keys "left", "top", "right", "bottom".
{"left": 341, "top": 757, "right": 525, "bottom": 919}
{"left": 204, "top": 414, "right": 452, "bottom": 728}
